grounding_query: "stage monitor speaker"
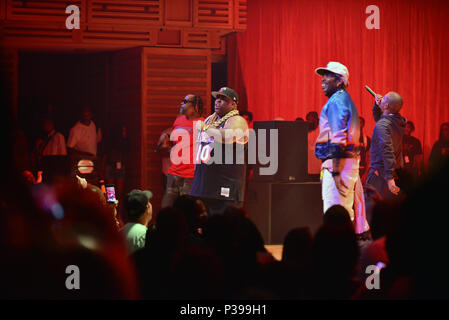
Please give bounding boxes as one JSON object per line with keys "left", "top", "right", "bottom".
{"left": 247, "top": 181, "right": 323, "bottom": 245}
{"left": 252, "top": 120, "right": 309, "bottom": 183}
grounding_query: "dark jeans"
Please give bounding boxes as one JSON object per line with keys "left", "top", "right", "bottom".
{"left": 161, "top": 174, "right": 193, "bottom": 208}
{"left": 366, "top": 171, "right": 401, "bottom": 201}
{"left": 196, "top": 197, "right": 243, "bottom": 217}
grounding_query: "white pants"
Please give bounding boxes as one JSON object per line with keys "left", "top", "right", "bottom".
{"left": 321, "top": 158, "right": 359, "bottom": 220}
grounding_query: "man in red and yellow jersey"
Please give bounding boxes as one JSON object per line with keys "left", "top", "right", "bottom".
{"left": 161, "top": 94, "right": 204, "bottom": 208}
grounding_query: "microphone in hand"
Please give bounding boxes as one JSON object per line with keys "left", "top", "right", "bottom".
{"left": 365, "top": 85, "right": 383, "bottom": 106}
{"left": 155, "top": 133, "right": 170, "bottom": 152}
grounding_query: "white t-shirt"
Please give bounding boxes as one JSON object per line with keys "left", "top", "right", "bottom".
{"left": 67, "top": 121, "right": 102, "bottom": 156}
{"left": 42, "top": 130, "right": 67, "bottom": 156}
{"left": 119, "top": 223, "right": 148, "bottom": 254}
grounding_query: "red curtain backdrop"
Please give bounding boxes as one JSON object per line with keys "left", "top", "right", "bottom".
{"left": 228, "top": 0, "right": 449, "bottom": 161}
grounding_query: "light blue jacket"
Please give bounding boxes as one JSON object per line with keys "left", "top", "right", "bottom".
{"left": 315, "top": 90, "right": 361, "bottom": 160}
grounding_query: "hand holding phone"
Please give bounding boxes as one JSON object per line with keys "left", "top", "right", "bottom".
{"left": 106, "top": 185, "right": 117, "bottom": 203}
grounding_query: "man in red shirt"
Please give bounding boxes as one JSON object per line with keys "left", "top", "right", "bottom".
{"left": 161, "top": 94, "right": 204, "bottom": 207}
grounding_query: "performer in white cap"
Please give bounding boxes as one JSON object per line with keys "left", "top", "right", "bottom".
{"left": 314, "top": 62, "right": 369, "bottom": 236}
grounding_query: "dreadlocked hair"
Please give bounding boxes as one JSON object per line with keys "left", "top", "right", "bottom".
{"left": 192, "top": 95, "right": 204, "bottom": 116}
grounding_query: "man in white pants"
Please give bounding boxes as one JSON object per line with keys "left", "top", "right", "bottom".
{"left": 314, "top": 62, "right": 369, "bottom": 235}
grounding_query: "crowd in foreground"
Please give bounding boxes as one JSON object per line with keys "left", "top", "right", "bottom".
{"left": 2, "top": 154, "right": 449, "bottom": 299}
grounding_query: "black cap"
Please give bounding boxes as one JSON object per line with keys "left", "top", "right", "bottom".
{"left": 211, "top": 87, "right": 239, "bottom": 104}
{"left": 124, "top": 189, "right": 153, "bottom": 219}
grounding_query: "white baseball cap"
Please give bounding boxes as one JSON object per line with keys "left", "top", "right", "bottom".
{"left": 315, "top": 61, "right": 349, "bottom": 86}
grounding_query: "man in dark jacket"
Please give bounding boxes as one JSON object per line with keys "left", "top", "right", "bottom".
{"left": 367, "top": 92, "right": 406, "bottom": 200}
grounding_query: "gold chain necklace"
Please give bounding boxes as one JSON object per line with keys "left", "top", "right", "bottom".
{"left": 203, "top": 110, "right": 239, "bottom": 131}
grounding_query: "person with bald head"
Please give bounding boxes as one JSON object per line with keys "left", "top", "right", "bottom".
{"left": 367, "top": 91, "right": 406, "bottom": 200}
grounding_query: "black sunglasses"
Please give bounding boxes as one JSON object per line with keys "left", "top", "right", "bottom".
{"left": 181, "top": 99, "right": 195, "bottom": 104}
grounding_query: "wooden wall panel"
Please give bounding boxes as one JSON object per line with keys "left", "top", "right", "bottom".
{"left": 142, "top": 47, "right": 211, "bottom": 210}
{"left": 83, "top": 24, "right": 156, "bottom": 46}
{"left": 182, "top": 29, "right": 211, "bottom": 48}
{"left": 157, "top": 29, "right": 181, "bottom": 46}
{"left": 1, "top": 0, "right": 246, "bottom": 50}
{"left": 2, "top": 21, "right": 74, "bottom": 45}
{"left": 109, "top": 47, "right": 143, "bottom": 194}
{"left": 165, "top": 0, "right": 192, "bottom": 27}
{"left": 6, "top": 0, "right": 86, "bottom": 23}
{"left": 194, "top": 0, "right": 233, "bottom": 28}
{"left": 234, "top": 0, "right": 247, "bottom": 30}
{"left": 88, "top": 0, "right": 162, "bottom": 26}
{"left": 211, "top": 36, "right": 226, "bottom": 56}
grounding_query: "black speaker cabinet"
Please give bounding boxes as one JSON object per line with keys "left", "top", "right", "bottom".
{"left": 247, "top": 181, "right": 323, "bottom": 244}
{"left": 252, "top": 120, "right": 309, "bottom": 183}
